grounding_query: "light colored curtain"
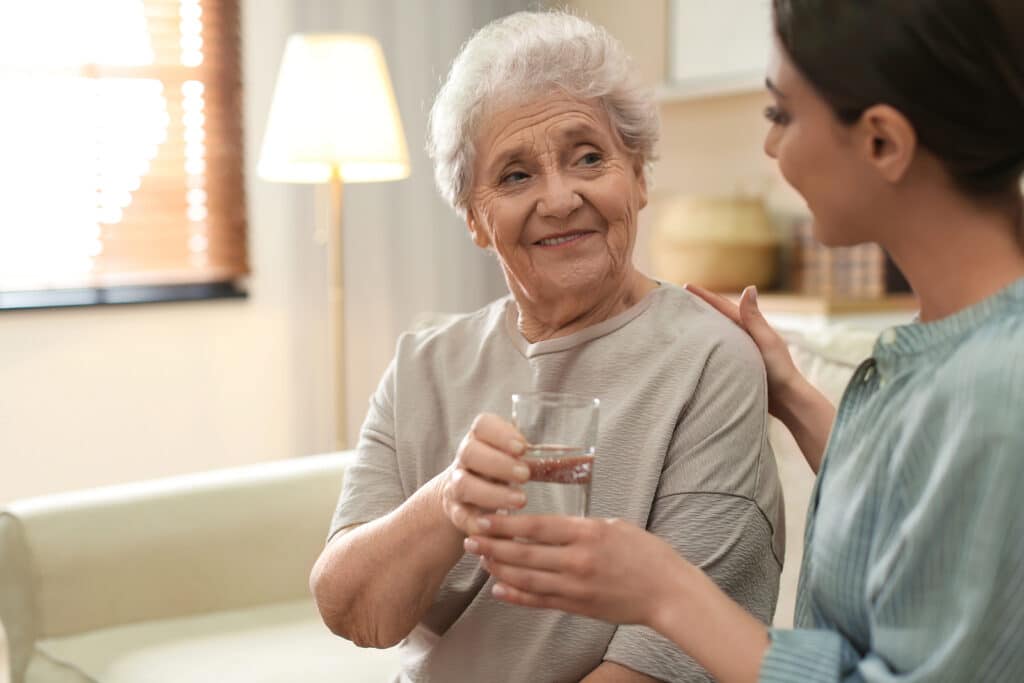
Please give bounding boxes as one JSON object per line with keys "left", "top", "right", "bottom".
{"left": 276, "top": 0, "right": 528, "bottom": 452}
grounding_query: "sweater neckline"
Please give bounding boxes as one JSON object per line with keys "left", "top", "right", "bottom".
{"left": 503, "top": 284, "right": 663, "bottom": 358}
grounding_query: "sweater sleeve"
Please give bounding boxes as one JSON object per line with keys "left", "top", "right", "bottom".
{"left": 327, "top": 354, "right": 405, "bottom": 540}
{"left": 760, "top": 376, "right": 1024, "bottom": 682}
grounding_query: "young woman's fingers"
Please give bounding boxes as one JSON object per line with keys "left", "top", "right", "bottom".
{"left": 475, "top": 513, "right": 591, "bottom": 544}
{"left": 483, "top": 559, "right": 587, "bottom": 600}
{"left": 465, "top": 534, "right": 571, "bottom": 572}
{"left": 490, "top": 581, "right": 574, "bottom": 611}
{"left": 737, "top": 286, "right": 777, "bottom": 342}
{"left": 683, "top": 283, "right": 743, "bottom": 326}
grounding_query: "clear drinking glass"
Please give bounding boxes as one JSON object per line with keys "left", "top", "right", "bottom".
{"left": 510, "top": 392, "right": 600, "bottom": 517}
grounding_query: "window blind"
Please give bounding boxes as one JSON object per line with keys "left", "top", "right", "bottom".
{"left": 0, "top": 0, "right": 247, "bottom": 302}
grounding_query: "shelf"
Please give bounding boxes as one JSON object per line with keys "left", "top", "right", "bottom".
{"left": 655, "top": 71, "right": 763, "bottom": 103}
{"left": 728, "top": 292, "right": 919, "bottom": 316}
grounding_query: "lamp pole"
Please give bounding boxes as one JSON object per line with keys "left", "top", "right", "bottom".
{"left": 327, "top": 166, "right": 347, "bottom": 449}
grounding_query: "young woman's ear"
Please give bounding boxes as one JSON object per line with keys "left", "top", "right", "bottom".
{"left": 465, "top": 209, "right": 491, "bottom": 248}
{"left": 859, "top": 104, "right": 917, "bottom": 184}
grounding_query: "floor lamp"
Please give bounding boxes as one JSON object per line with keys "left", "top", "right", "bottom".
{"left": 258, "top": 34, "right": 410, "bottom": 450}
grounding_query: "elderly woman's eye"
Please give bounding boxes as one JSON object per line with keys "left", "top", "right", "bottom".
{"left": 579, "top": 152, "right": 602, "bottom": 166}
{"left": 501, "top": 170, "right": 529, "bottom": 184}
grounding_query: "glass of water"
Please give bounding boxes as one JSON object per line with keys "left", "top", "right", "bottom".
{"left": 510, "top": 392, "right": 600, "bottom": 517}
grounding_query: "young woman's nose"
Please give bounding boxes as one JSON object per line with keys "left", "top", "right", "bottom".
{"left": 763, "top": 125, "right": 781, "bottom": 160}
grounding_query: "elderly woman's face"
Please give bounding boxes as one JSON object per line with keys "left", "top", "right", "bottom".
{"left": 466, "top": 94, "right": 647, "bottom": 308}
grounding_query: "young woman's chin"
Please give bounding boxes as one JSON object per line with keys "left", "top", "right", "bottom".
{"left": 807, "top": 217, "right": 872, "bottom": 249}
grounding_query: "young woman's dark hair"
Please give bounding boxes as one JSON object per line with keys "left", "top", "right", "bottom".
{"left": 773, "top": 0, "right": 1024, "bottom": 199}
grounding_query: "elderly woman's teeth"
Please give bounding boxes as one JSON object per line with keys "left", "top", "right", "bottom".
{"left": 539, "top": 234, "right": 583, "bottom": 246}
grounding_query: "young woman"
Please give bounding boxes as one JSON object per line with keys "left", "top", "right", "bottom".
{"left": 465, "top": 1, "right": 1024, "bottom": 681}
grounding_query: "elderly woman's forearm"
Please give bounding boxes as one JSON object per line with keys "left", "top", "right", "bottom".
{"left": 773, "top": 376, "right": 836, "bottom": 474}
{"left": 310, "top": 475, "right": 464, "bottom": 647}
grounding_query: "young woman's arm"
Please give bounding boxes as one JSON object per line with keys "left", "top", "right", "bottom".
{"left": 466, "top": 516, "right": 769, "bottom": 683}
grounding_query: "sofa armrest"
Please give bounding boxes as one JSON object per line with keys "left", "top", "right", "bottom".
{"left": 2, "top": 452, "right": 352, "bottom": 643}
{"left": 0, "top": 608, "right": 10, "bottom": 683}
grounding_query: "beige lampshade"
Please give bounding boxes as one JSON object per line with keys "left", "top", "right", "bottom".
{"left": 257, "top": 34, "right": 410, "bottom": 183}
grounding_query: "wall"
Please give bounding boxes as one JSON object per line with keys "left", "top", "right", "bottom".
{"left": 0, "top": 0, "right": 524, "bottom": 503}
{"left": 559, "top": 0, "right": 806, "bottom": 275}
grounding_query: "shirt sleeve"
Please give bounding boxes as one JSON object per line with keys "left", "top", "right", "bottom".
{"left": 327, "top": 355, "right": 406, "bottom": 541}
{"left": 759, "top": 384, "right": 1024, "bottom": 682}
{"left": 605, "top": 338, "right": 783, "bottom": 682}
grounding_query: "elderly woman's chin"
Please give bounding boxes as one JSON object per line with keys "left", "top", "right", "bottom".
{"left": 509, "top": 247, "right": 638, "bottom": 309}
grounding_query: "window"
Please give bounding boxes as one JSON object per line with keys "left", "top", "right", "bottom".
{"left": 0, "top": 0, "right": 248, "bottom": 310}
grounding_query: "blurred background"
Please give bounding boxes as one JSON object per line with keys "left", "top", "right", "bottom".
{"left": 0, "top": 0, "right": 910, "bottom": 504}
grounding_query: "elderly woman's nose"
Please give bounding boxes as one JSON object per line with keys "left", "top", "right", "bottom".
{"left": 536, "top": 174, "right": 583, "bottom": 218}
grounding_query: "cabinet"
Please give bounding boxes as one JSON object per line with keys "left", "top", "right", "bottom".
{"left": 658, "top": 0, "right": 773, "bottom": 101}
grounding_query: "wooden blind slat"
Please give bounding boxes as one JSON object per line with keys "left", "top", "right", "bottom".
{"left": 0, "top": 0, "right": 247, "bottom": 294}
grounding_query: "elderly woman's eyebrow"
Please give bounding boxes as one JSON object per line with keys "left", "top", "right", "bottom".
{"left": 489, "top": 144, "right": 532, "bottom": 173}
{"left": 486, "top": 123, "right": 607, "bottom": 176}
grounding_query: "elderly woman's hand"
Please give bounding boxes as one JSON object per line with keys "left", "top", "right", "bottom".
{"left": 441, "top": 413, "right": 532, "bottom": 536}
{"left": 463, "top": 514, "right": 691, "bottom": 627}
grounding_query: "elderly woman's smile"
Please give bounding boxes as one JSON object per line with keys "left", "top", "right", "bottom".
{"left": 466, "top": 94, "right": 651, "bottom": 339}
{"left": 534, "top": 231, "right": 594, "bottom": 247}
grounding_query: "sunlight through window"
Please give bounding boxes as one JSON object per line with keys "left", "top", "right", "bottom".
{"left": 0, "top": 0, "right": 246, "bottom": 299}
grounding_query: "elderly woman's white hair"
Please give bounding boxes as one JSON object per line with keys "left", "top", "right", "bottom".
{"left": 427, "top": 10, "right": 660, "bottom": 218}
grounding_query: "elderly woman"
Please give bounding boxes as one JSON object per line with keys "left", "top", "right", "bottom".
{"left": 310, "top": 11, "right": 782, "bottom": 682}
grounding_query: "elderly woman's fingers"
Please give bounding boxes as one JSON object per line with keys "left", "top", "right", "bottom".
{"left": 468, "top": 413, "right": 527, "bottom": 456}
{"left": 683, "top": 283, "right": 743, "bottom": 326}
{"left": 447, "top": 467, "right": 526, "bottom": 511}
{"left": 459, "top": 435, "right": 531, "bottom": 485}
{"left": 444, "top": 498, "right": 493, "bottom": 536}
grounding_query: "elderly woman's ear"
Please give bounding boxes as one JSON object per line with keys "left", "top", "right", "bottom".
{"left": 635, "top": 158, "right": 649, "bottom": 210}
{"left": 466, "top": 209, "right": 492, "bottom": 249}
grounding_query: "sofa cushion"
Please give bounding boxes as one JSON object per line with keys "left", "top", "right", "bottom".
{"left": 31, "top": 599, "right": 400, "bottom": 683}
{"left": 0, "top": 512, "right": 37, "bottom": 683}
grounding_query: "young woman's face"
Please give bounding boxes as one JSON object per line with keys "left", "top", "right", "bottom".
{"left": 763, "top": 41, "right": 879, "bottom": 247}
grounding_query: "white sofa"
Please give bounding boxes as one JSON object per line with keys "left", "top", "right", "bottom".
{"left": 0, "top": 328, "right": 877, "bottom": 683}
{"left": 0, "top": 453, "right": 402, "bottom": 683}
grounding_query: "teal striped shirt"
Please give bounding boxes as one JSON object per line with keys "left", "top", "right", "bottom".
{"left": 760, "top": 277, "right": 1024, "bottom": 682}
